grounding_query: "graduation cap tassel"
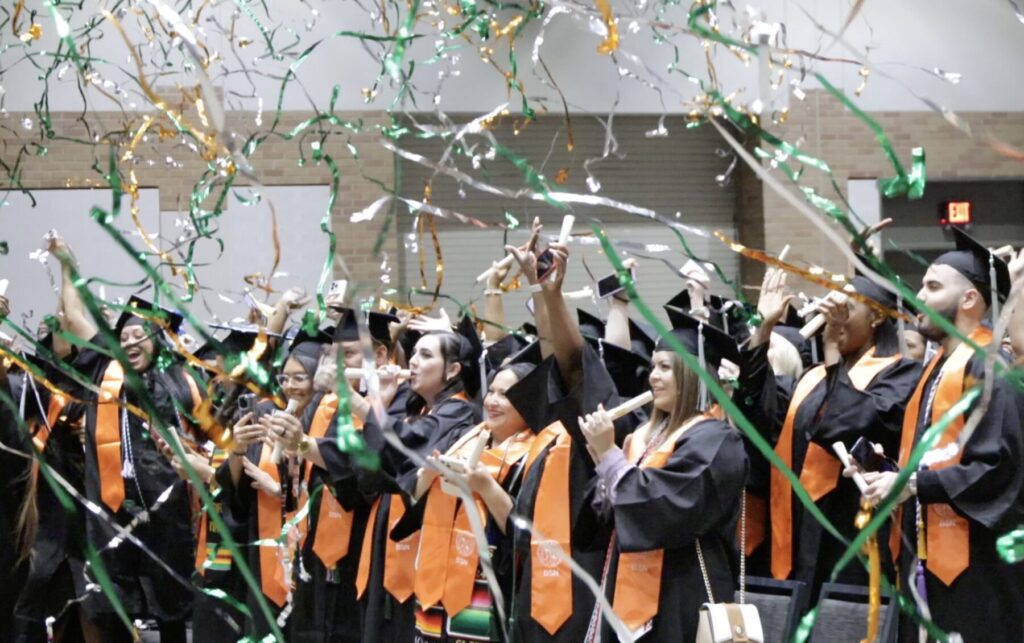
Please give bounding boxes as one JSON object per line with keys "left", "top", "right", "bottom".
{"left": 697, "top": 323, "right": 711, "bottom": 413}
{"left": 897, "top": 293, "right": 908, "bottom": 357}
{"left": 990, "top": 253, "right": 1001, "bottom": 323}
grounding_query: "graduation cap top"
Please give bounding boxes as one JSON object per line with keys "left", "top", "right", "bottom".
{"left": 505, "top": 337, "right": 542, "bottom": 368}
{"left": 115, "top": 295, "right": 185, "bottom": 335}
{"left": 333, "top": 308, "right": 400, "bottom": 345}
{"left": 584, "top": 335, "right": 652, "bottom": 398}
{"left": 659, "top": 306, "right": 741, "bottom": 369}
{"left": 484, "top": 333, "right": 531, "bottom": 372}
{"left": 577, "top": 309, "right": 605, "bottom": 340}
{"left": 933, "top": 227, "right": 1011, "bottom": 305}
{"left": 502, "top": 358, "right": 551, "bottom": 433}
{"left": 289, "top": 325, "right": 334, "bottom": 351}
{"left": 208, "top": 320, "right": 277, "bottom": 354}
{"left": 628, "top": 317, "right": 657, "bottom": 360}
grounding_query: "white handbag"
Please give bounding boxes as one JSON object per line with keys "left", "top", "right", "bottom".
{"left": 695, "top": 493, "right": 764, "bottom": 643}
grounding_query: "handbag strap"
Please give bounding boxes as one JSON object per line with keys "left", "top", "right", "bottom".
{"left": 695, "top": 491, "right": 747, "bottom": 605}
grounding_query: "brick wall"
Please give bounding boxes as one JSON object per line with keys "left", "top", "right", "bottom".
{"left": 9, "top": 95, "right": 1024, "bottom": 298}
{"left": 758, "top": 90, "right": 1024, "bottom": 293}
{"left": 7, "top": 109, "right": 397, "bottom": 286}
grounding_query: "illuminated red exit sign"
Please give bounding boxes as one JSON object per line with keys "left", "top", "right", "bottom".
{"left": 939, "top": 201, "right": 972, "bottom": 226}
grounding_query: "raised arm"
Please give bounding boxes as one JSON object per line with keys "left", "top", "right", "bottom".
{"left": 540, "top": 242, "right": 584, "bottom": 389}
{"left": 49, "top": 236, "right": 97, "bottom": 342}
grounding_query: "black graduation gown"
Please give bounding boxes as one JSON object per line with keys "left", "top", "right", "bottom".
{"left": 740, "top": 344, "right": 921, "bottom": 594}
{"left": 509, "top": 346, "right": 639, "bottom": 643}
{"left": 0, "top": 375, "right": 33, "bottom": 635}
{"left": 228, "top": 398, "right": 294, "bottom": 640}
{"left": 388, "top": 431, "right": 529, "bottom": 643}
{"left": 11, "top": 372, "right": 89, "bottom": 643}
{"left": 191, "top": 450, "right": 249, "bottom": 643}
{"left": 896, "top": 351, "right": 1024, "bottom": 642}
{"left": 289, "top": 397, "right": 374, "bottom": 643}
{"left": 74, "top": 336, "right": 198, "bottom": 625}
{"left": 358, "top": 392, "right": 477, "bottom": 643}
{"left": 579, "top": 418, "right": 748, "bottom": 643}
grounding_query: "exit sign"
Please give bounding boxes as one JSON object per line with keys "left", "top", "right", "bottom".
{"left": 939, "top": 201, "right": 972, "bottom": 226}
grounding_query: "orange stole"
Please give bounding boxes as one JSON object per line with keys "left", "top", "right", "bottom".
{"left": 526, "top": 422, "right": 572, "bottom": 635}
{"left": 415, "top": 425, "right": 534, "bottom": 617}
{"left": 770, "top": 349, "right": 900, "bottom": 580}
{"left": 305, "top": 395, "right": 362, "bottom": 569}
{"left": 355, "top": 393, "right": 472, "bottom": 603}
{"left": 611, "top": 414, "right": 715, "bottom": 632}
{"left": 891, "top": 327, "right": 992, "bottom": 586}
{"left": 95, "top": 363, "right": 203, "bottom": 512}
{"left": 194, "top": 449, "right": 230, "bottom": 574}
{"left": 97, "top": 361, "right": 127, "bottom": 512}
{"left": 354, "top": 494, "right": 421, "bottom": 603}
{"left": 32, "top": 391, "right": 68, "bottom": 453}
{"left": 256, "top": 441, "right": 289, "bottom": 606}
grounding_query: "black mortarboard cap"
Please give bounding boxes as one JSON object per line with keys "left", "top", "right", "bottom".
{"left": 209, "top": 320, "right": 267, "bottom": 353}
{"left": 369, "top": 311, "right": 400, "bottom": 346}
{"left": 503, "top": 358, "right": 551, "bottom": 433}
{"left": 115, "top": 296, "right": 185, "bottom": 335}
{"left": 584, "top": 335, "right": 652, "bottom": 398}
{"left": 289, "top": 325, "right": 334, "bottom": 351}
{"left": 933, "top": 227, "right": 1011, "bottom": 305}
{"left": 628, "top": 318, "right": 657, "bottom": 360}
{"left": 659, "top": 306, "right": 741, "bottom": 369}
{"left": 505, "top": 338, "right": 543, "bottom": 367}
{"left": 850, "top": 253, "right": 901, "bottom": 310}
{"left": 484, "top": 333, "right": 531, "bottom": 372}
{"left": 577, "top": 309, "right": 605, "bottom": 340}
{"left": 333, "top": 307, "right": 359, "bottom": 342}
{"left": 665, "top": 289, "right": 734, "bottom": 335}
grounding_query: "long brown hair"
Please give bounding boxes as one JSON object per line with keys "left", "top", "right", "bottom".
{"left": 647, "top": 350, "right": 720, "bottom": 432}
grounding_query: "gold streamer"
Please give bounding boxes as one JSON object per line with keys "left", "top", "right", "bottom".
{"left": 594, "top": 0, "right": 619, "bottom": 54}
{"left": 855, "top": 501, "right": 882, "bottom": 643}
{"left": 714, "top": 231, "right": 911, "bottom": 323}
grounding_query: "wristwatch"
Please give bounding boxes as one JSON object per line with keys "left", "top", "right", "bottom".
{"left": 907, "top": 472, "right": 918, "bottom": 497}
{"left": 297, "top": 435, "right": 312, "bottom": 455}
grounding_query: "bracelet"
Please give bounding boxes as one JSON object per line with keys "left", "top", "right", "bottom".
{"left": 484, "top": 288, "right": 504, "bottom": 296}
{"left": 527, "top": 283, "right": 543, "bottom": 293}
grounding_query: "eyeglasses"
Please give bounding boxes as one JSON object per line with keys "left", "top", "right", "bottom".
{"left": 275, "top": 373, "right": 311, "bottom": 385}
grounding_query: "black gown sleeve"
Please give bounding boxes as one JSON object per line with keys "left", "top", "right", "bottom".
{"left": 606, "top": 421, "right": 748, "bottom": 553}
{"left": 916, "top": 357, "right": 1024, "bottom": 530}
{"left": 734, "top": 344, "right": 792, "bottom": 445}
{"left": 808, "top": 357, "right": 922, "bottom": 455}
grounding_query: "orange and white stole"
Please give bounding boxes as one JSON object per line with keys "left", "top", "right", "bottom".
{"left": 414, "top": 424, "right": 534, "bottom": 617}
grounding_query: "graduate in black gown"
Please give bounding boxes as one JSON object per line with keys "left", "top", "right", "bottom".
{"left": 226, "top": 328, "right": 328, "bottom": 639}
{"left": 53, "top": 239, "right": 204, "bottom": 642}
{"left": 388, "top": 358, "right": 543, "bottom": 642}
{"left": 577, "top": 308, "right": 748, "bottom": 643}
{"left": 0, "top": 326, "right": 37, "bottom": 637}
{"left": 502, "top": 237, "right": 638, "bottom": 643}
{"left": 740, "top": 265, "right": 921, "bottom": 596}
{"left": 275, "top": 308, "right": 402, "bottom": 643}
{"left": 10, "top": 334, "right": 91, "bottom": 643}
{"left": 357, "top": 327, "right": 479, "bottom": 643}
{"left": 855, "top": 229, "right": 1024, "bottom": 642}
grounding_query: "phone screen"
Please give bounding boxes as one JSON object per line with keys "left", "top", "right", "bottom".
{"left": 535, "top": 249, "right": 555, "bottom": 282}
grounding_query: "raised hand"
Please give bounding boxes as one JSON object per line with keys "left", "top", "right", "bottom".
{"left": 756, "top": 267, "right": 795, "bottom": 327}
{"left": 242, "top": 457, "right": 281, "bottom": 496}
